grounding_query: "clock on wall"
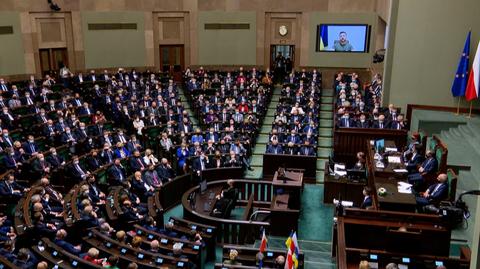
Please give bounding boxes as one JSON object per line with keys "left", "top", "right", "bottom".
{"left": 279, "top": 25, "right": 288, "bottom": 36}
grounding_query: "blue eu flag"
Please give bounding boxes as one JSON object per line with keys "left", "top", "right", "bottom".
{"left": 452, "top": 31, "right": 471, "bottom": 97}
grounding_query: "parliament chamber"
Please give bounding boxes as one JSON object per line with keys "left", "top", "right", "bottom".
{"left": 1, "top": 1, "right": 480, "bottom": 269}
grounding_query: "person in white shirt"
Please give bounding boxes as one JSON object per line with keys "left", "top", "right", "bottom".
{"left": 143, "top": 149, "right": 159, "bottom": 166}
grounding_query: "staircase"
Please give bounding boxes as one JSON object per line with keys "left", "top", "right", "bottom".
{"left": 437, "top": 120, "right": 480, "bottom": 245}
{"left": 316, "top": 89, "right": 335, "bottom": 183}
{"left": 245, "top": 86, "right": 282, "bottom": 178}
{"left": 178, "top": 87, "right": 199, "bottom": 128}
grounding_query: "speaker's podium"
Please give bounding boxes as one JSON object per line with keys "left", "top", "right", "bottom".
{"left": 270, "top": 169, "right": 303, "bottom": 235}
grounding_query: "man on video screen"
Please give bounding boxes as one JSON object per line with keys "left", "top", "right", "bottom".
{"left": 334, "top": 31, "right": 353, "bottom": 51}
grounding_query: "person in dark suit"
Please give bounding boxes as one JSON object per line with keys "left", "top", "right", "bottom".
{"left": 12, "top": 248, "right": 38, "bottom": 269}
{"left": 32, "top": 154, "right": 51, "bottom": 177}
{"left": 266, "top": 140, "right": 283, "bottom": 154}
{"left": 416, "top": 173, "right": 449, "bottom": 207}
{"left": 0, "top": 239, "right": 16, "bottom": 262}
{"left": 101, "top": 144, "right": 115, "bottom": 164}
{"left": 86, "top": 149, "right": 103, "bottom": 171}
{"left": 338, "top": 112, "right": 354, "bottom": 128}
{"left": 61, "top": 127, "right": 78, "bottom": 154}
{"left": 372, "top": 114, "right": 389, "bottom": 129}
{"left": 286, "top": 130, "right": 301, "bottom": 144}
{"left": 225, "top": 151, "right": 240, "bottom": 167}
{"left": 157, "top": 158, "right": 175, "bottom": 183}
{"left": 129, "top": 150, "right": 146, "bottom": 172}
{"left": 384, "top": 104, "right": 399, "bottom": 122}
{"left": 54, "top": 229, "right": 82, "bottom": 255}
{"left": 119, "top": 199, "right": 142, "bottom": 222}
{"left": 408, "top": 150, "right": 438, "bottom": 186}
{"left": 355, "top": 113, "right": 370, "bottom": 128}
{"left": 3, "top": 149, "right": 21, "bottom": 171}
{"left": 69, "top": 155, "right": 90, "bottom": 182}
{"left": 406, "top": 144, "right": 424, "bottom": 173}
{"left": 360, "top": 186, "right": 373, "bottom": 209}
{"left": 131, "top": 171, "right": 154, "bottom": 202}
{"left": 22, "top": 135, "right": 39, "bottom": 157}
{"left": 46, "top": 147, "right": 65, "bottom": 169}
{"left": 299, "top": 141, "right": 315, "bottom": 156}
{"left": 0, "top": 173, "right": 27, "bottom": 201}
{"left": 389, "top": 114, "right": 407, "bottom": 130}
{"left": 192, "top": 153, "right": 209, "bottom": 178}
{"left": 108, "top": 158, "right": 127, "bottom": 185}
{"left": 284, "top": 142, "right": 297, "bottom": 155}
{"left": 78, "top": 102, "right": 94, "bottom": 116}
{"left": 76, "top": 122, "right": 89, "bottom": 141}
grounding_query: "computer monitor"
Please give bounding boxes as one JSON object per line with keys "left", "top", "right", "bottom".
{"left": 347, "top": 169, "right": 365, "bottom": 180}
{"left": 199, "top": 179, "right": 207, "bottom": 194}
{"left": 375, "top": 139, "right": 385, "bottom": 153}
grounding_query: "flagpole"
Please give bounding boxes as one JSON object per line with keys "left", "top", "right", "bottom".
{"left": 467, "top": 101, "right": 473, "bottom": 118}
{"left": 455, "top": 97, "right": 461, "bottom": 115}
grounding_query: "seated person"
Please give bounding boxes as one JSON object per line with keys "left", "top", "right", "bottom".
{"left": 266, "top": 140, "right": 283, "bottom": 154}
{"left": 223, "top": 249, "right": 241, "bottom": 265}
{"left": 416, "top": 173, "right": 449, "bottom": 208}
{"left": 54, "top": 229, "right": 83, "bottom": 256}
{"left": 0, "top": 173, "right": 28, "bottom": 202}
{"left": 406, "top": 144, "right": 424, "bottom": 173}
{"left": 213, "top": 179, "right": 238, "bottom": 216}
{"left": 353, "top": 152, "right": 366, "bottom": 170}
{"left": 360, "top": 186, "right": 373, "bottom": 209}
{"left": 408, "top": 150, "right": 438, "bottom": 186}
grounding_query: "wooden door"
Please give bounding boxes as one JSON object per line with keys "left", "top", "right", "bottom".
{"left": 159, "top": 45, "right": 185, "bottom": 81}
{"left": 39, "top": 48, "right": 68, "bottom": 77}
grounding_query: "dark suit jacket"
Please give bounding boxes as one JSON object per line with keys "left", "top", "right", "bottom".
{"left": 421, "top": 157, "right": 438, "bottom": 175}
{"left": 46, "top": 154, "right": 64, "bottom": 168}
{"left": 0, "top": 180, "right": 24, "bottom": 197}
{"left": 22, "top": 142, "right": 39, "bottom": 156}
{"left": 355, "top": 120, "right": 370, "bottom": 128}
{"left": 372, "top": 120, "right": 390, "bottom": 129}
{"left": 266, "top": 144, "right": 283, "bottom": 154}
{"left": 338, "top": 117, "right": 354, "bottom": 128}
{"left": 426, "top": 182, "right": 448, "bottom": 203}
{"left": 299, "top": 146, "right": 315, "bottom": 156}
{"left": 54, "top": 239, "right": 82, "bottom": 255}
{"left": 108, "top": 165, "right": 127, "bottom": 184}
{"left": 361, "top": 196, "right": 373, "bottom": 209}
{"left": 130, "top": 157, "right": 146, "bottom": 172}
{"left": 192, "top": 157, "right": 209, "bottom": 173}
{"left": 86, "top": 156, "right": 102, "bottom": 171}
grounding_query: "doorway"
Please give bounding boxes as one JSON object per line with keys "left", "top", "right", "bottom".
{"left": 270, "top": 45, "right": 295, "bottom": 73}
{"left": 159, "top": 45, "right": 185, "bottom": 82}
{"left": 39, "top": 48, "right": 68, "bottom": 77}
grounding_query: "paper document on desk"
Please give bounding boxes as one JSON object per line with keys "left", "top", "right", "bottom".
{"left": 393, "top": 168, "right": 408, "bottom": 173}
{"left": 333, "top": 199, "right": 353, "bottom": 207}
{"left": 334, "top": 164, "right": 347, "bottom": 176}
{"left": 387, "top": 156, "right": 401, "bottom": 163}
{"left": 385, "top": 147, "right": 398, "bottom": 152}
{"left": 397, "top": 182, "right": 412, "bottom": 194}
{"left": 334, "top": 164, "right": 345, "bottom": 170}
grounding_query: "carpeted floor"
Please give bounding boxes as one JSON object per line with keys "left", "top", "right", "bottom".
{"left": 298, "top": 184, "right": 334, "bottom": 242}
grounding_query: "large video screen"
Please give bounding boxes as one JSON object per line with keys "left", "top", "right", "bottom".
{"left": 316, "top": 24, "right": 370, "bottom": 52}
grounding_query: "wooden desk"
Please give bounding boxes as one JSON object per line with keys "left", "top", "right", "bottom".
{"left": 263, "top": 154, "right": 316, "bottom": 183}
{"left": 323, "top": 174, "right": 366, "bottom": 206}
{"left": 272, "top": 171, "right": 303, "bottom": 209}
{"left": 374, "top": 180, "right": 416, "bottom": 212}
{"left": 367, "top": 140, "right": 408, "bottom": 179}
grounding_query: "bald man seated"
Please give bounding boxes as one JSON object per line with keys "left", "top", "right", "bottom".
{"left": 416, "top": 173, "right": 449, "bottom": 209}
